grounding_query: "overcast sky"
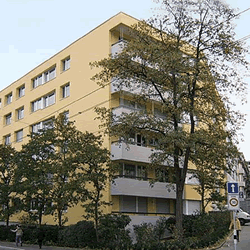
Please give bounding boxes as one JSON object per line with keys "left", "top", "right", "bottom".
{"left": 1, "top": 0, "right": 249, "bottom": 159}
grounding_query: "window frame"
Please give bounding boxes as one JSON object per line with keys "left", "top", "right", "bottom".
{"left": 61, "top": 83, "right": 70, "bottom": 98}
{"left": 4, "top": 134, "right": 11, "bottom": 145}
{"left": 16, "top": 129, "right": 23, "bottom": 142}
{"left": 17, "top": 106, "right": 24, "bottom": 120}
{"left": 32, "top": 66, "right": 56, "bottom": 89}
{"left": 5, "top": 113, "right": 12, "bottom": 125}
{"left": 6, "top": 93, "right": 12, "bottom": 105}
{"left": 18, "top": 85, "right": 25, "bottom": 98}
{"left": 62, "top": 57, "right": 70, "bottom": 71}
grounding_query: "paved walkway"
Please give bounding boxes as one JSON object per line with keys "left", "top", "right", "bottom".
{"left": 0, "top": 242, "right": 83, "bottom": 250}
{"left": 218, "top": 223, "right": 250, "bottom": 250}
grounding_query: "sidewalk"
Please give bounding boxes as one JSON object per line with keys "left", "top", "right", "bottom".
{"left": 218, "top": 223, "right": 250, "bottom": 250}
{"left": 0, "top": 241, "right": 84, "bottom": 250}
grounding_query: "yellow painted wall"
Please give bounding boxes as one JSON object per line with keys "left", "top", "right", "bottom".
{"left": 0, "top": 12, "right": 138, "bottom": 225}
{"left": 184, "top": 185, "right": 201, "bottom": 200}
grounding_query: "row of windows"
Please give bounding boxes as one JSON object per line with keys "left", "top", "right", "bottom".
{"left": 0, "top": 57, "right": 70, "bottom": 107}
{"left": 119, "top": 195, "right": 174, "bottom": 214}
{"left": 121, "top": 132, "right": 158, "bottom": 147}
{"left": 119, "top": 163, "right": 175, "bottom": 183}
{"left": 3, "top": 84, "right": 70, "bottom": 126}
{"left": 3, "top": 112, "right": 69, "bottom": 145}
{"left": 4, "top": 129, "right": 23, "bottom": 145}
{"left": 119, "top": 98, "right": 166, "bottom": 118}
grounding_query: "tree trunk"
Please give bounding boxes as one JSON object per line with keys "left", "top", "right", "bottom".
{"left": 175, "top": 168, "right": 184, "bottom": 239}
{"left": 6, "top": 213, "right": 9, "bottom": 227}
{"left": 175, "top": 174, "right": 184, "bottom": 239}
{"left": 58, "top": 209, "right": 62, "bottom": 227}
{"left": 39, "top": 209, "right": 42, "bottom": 226}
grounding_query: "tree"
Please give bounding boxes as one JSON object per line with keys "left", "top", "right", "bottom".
{"left": 190, "top": 166, "right": 226, "bottom": 214}
{"left": 90, "top": 0, "right": 248, "bottom": 238}
{"left": 18, "top": 129, "right": 55, "bottom": 226}
{"left": 188, "top": 131, "right": 239, "bottom": 213}
{"left": 46, "top": 114, "right": 85, "bottom": 227}
{"left": 76, "top": 132, "right": 116, "bottom": 242}
{"left": 19, "top": 114, "right": 85, "bottom": 227}
{"left": 0, "top": 144, "right": 21, "bottom": 226}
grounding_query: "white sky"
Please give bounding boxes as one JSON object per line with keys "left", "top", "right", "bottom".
{"left": 1, "top": 0, "right": 249, "bottom": 159}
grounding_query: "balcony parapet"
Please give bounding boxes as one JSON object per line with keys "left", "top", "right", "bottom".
{"left": 111, "top": 177, "right": 176, "bottom": 199}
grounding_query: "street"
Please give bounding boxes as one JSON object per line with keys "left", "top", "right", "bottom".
{"left": 220, "top": 223, "right": 250, "bottom": 250}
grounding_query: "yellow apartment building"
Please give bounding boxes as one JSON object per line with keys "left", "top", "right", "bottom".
{"left": 0, "top": 12, "right": 201, "bottom": 226}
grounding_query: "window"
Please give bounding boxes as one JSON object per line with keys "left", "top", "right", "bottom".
{"left": 0, "top": 99, "right": 2, "bottom": 108}
{"left": 32, "top": 66, "right": 56, "bottom": 88}
{"left": 128, "top": 132, "right": 146, "bottom": 146}
{"left": 32, "top": 118, "right": 54, "bottom": 133}
{"left": 120, "top": 196, "right": 147, "bottom": 213}
{"left": 120, "top": 98, "right": 146, "bottom": 111}
{"left": 62, "top": 57, "right": 70, "bottom": 71}
{"left": 149, "top": 138, "right": 158, "bottom": 146}
{"left": 5, "top": 113, "right": 12, "bottom": 125}
{"left": 4, "top": 134, "right": 11, "bottom": 145}
{"left": 62, "top": 83, "right": 70, "bottom": 98}
{"left": 154, "top": 107, "right": 166, "bottom": 118}
{"left": 32, "top": 98, "right": 42, "bottom": 112}
{"left": 44, "top": 92, "right": 55, "bottom": 108}
{"left": 18, "top": 85, "right": 25, "bottom": 98}
{"left": 17, "top": 107, "right": 24, "bottom": 120}
{"left": 63, "top": 111, "right": 69, "bottom": 124}
{"left": 33, "top": 74, "right": 43, "bottom": 88}
{"left": 16, "top": 129, "right": 23, "bottom": 142}
{"left": 44, "top": 67, "right": 56, "bottom": 82}
{"left": 119, "top": 163, "right": 147, "bottom": 180}
{"left": 42, "top": 118, "right": 54, "bottom": 130}
{"left": 32, "top": 122, "right": 42, "bottom": 133}
{"left": 31, "top": 91, "right": 55, "bottom": 112}
{"left": 30, "top": 199, "right": 37, "bottom": 211}
{"left": 156, "top": 198, "right": 170, "bottom": 214}
{"left": 156, "top": 168, "right": 176, "bottom": 183}
{"left": 6, "top": 93, "right": 12, "bottom": 105}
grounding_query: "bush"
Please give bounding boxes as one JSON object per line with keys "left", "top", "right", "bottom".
{"left": 0, "top": 225, "right": 16, "bottom": 241}
{"left": 133, "top": 211, "right": 231, "bottom": 250}
{"left": 58, "top": 220, "right": 97, "bottom": 248}
{"left": 133, "top": 222, "right": 157, "bottom": 250}
{"left": 98, "top": 214, "right": 132, "bottom": 250}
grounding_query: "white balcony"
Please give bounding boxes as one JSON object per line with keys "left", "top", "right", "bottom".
{"left": 111, "top": 177, "right": 176, "bottom": 199}
{"left": 112, "top": 106, "right": 136, "bottom": 116}
{"left": 111, "top": 142, "right": 154, "bottom": 164}
{"left": 185, "top": 173, "right": 199, "bottom": 185}
{"left": 111, "top": 40, "right": 127, "bottom": 57}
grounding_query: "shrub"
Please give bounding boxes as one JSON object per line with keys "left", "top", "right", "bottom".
{"left": 133, "top": 222, "right": 157, "bottom": 250}
{"left": 98, "top": 214, "right": 132, "bottom": 250}
{"left": 0, "top": 225, "right": 16, "bottom": 241}
{"left": 58, "top": 220, "right": 97, "bottom": 248}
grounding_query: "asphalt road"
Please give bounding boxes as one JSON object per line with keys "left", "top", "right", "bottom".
{"left": 220, "top": 223, "right": 250, "bottom": 250}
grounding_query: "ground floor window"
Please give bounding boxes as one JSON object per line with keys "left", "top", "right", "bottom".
{"left": 120, "top": 196, "right": 148, "bottom": 213}
{"left": 156, "top": 198, "right": 171, "bottom": 214}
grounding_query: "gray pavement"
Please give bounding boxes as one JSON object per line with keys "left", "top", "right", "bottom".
{"left": 0, "top": 242, "right": 83, "bottom": 250}
{"left": 219, "top": 223, "right": 250, "bottom": 250}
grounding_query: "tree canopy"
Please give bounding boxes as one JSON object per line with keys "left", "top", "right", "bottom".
{"left": 91, "top": 0, "right": 248, "bottom": 238}
{"left": 0, "top": 145, "right": 20, "bottom": 226}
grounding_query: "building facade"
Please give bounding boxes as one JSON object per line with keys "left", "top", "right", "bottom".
{"left": 0, "top": 12, "right": 201, "bottom": 225}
